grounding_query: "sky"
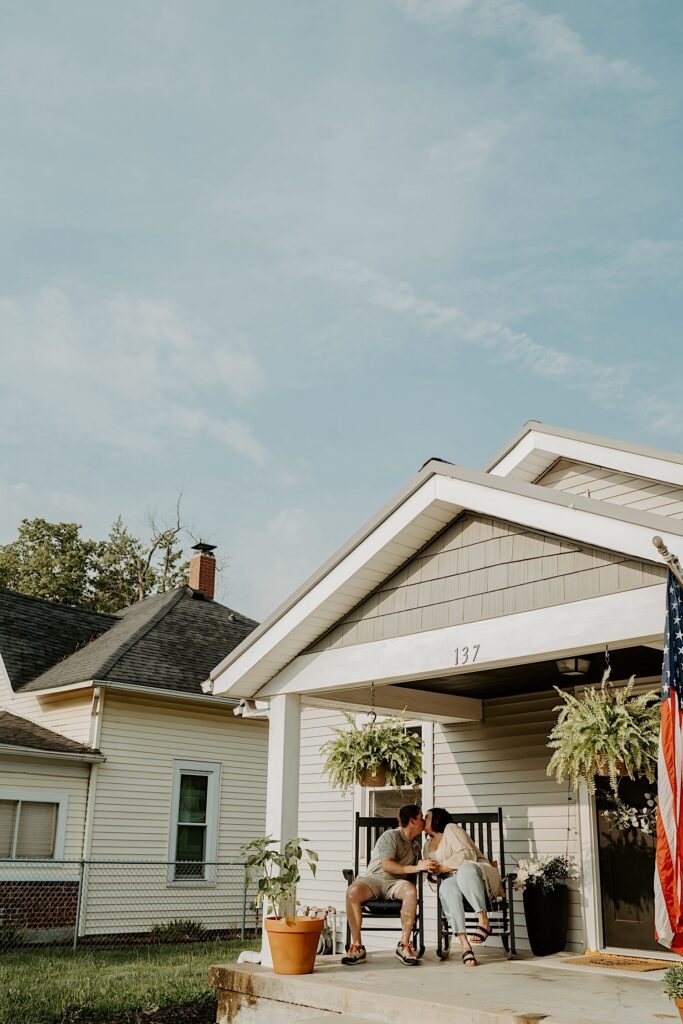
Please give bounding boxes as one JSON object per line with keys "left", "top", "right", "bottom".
{"left": 1, "top": 0, "right": 682, "bottom": 620}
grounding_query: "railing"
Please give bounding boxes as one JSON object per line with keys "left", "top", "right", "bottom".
{"left": 0, "top": 859, "right": 260, "bottom": 953}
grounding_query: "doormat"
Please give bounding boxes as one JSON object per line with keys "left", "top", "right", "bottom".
{"left": 563, "top": 952, "right": 673, "bottom": 972}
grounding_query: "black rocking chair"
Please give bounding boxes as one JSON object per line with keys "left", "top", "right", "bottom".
{"left": 435, "top": 808, "right": 516, "bottom": 960}
{"left": 343, "top": 813, "right": 425, "bottom": 957}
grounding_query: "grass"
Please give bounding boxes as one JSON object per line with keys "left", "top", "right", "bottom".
{"left": 0, "top": 938, "right": 260, "bottom": 1024}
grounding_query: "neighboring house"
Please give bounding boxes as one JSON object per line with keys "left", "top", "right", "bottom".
{"left": 209, "top": 422, "right": 680, "bottom": 959}
{"left": 0, "top": 545, "right": 268, "bottom": 939}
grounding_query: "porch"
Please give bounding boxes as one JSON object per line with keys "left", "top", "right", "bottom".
{"left": 210, "top": 948, "right": 675, "bottom": 1024}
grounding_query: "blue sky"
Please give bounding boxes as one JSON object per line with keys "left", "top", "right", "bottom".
{"left": 1, "top": 0, "right": 682, "bottom": 619}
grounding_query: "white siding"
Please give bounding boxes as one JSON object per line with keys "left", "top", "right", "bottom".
{"left": 0, "top": 650, "right": 94, "bottom": 744}
{"left": 82, "top": 692, "right": 268, "bottom": 935}
{"left": 0, "top": 754, "right": 90, "bottom": 861}
{"left": 296, "top": 707, "right": 355, "bottom": 944}
{"left": 433, "top": 689, "right": 583, "bottom": 953}
{"left": 296, "top": 708, "right": 431, "bottom": 951}
{"left": 538, "top": 459, "right": 683, "bottom": 519}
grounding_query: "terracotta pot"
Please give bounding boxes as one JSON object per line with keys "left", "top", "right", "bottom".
{"left": 360, "top": 765, "right": 387, "bottom": 787}
{"left": 594, "top": 756, "right": 628, "bottom": 778}
{"left": 675, "top": 997, "right": 683, "bottom": 1023}
{"left": 264, "top": 916, "right": 325, "bottom": 975}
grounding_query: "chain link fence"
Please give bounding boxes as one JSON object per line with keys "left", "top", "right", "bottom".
{"left": 0, "top": 860, "right": 261, "bottom": 953}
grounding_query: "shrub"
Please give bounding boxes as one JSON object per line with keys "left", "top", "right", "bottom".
{"left": 149, "top": 919, "right": 206, "bottom": 942}
{"left": 664, "top": 964, "right": 683, "bottom": 1001}
{"left": 321, "top": 713, "right": 423, "bottom": 795}
{"left": 547, "top": 669, "right": 659, "bottom": 794}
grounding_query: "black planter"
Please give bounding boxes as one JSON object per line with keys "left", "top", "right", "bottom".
{"left": 522, "top": 884, "right": 569, "bottom": 956}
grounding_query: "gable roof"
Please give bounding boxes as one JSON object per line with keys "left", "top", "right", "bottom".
{"left": 0, "top": 589, "right": 115, "bottom": 691}
{"left": 2, "top": 587, "right": 258, "bottom": 696}
{"left": 486, "top": 421, "right": 683, "bottom": 487}
{"left": 0, "top": 709, "right": 103, "bottom": 760}
{"left": 210, "top": 440, "right": 682, "bottom": 700}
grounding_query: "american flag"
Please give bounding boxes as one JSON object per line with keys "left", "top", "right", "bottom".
{"left": 655, "top": 569, "right": 683, "bottom": 952}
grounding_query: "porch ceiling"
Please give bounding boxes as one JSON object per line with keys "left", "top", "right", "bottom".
{"left": 393, "top": 644, "right": 663, "bottom": 701}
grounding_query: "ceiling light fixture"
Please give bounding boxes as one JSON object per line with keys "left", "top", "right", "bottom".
{"left": 555, "top": 656, "right": 591, "bottom": 676}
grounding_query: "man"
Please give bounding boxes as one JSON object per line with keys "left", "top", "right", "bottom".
{"left": 341, "top": 803, "right": 435, "bottom": 966}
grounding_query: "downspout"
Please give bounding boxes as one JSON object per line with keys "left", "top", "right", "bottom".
{"left": 78, "top": 686, "right": 106, "bottom": 940}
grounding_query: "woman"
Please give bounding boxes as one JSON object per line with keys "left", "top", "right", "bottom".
{"left": 424, "top": 807, "right": 501, "bottom": 967}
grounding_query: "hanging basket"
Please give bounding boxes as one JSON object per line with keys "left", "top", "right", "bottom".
{"left": 594, "top": 755, "right": 628, "bottom": 778}
{"left": 360, "top": 765, "right": 387, "bottom": 788}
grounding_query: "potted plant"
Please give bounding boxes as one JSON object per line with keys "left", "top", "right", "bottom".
{"left": 320, "top": 713, "right": 423, "bottom": 794}
{"left": 514, "top": 855, "right": 576, "bottom": 956}
{"left": 546, "top": 670, "right": 659, "bottom": 794}
{"left": 664, "top": 964, "right": 683, "bottom": 1022}
{"left": 242, "top": 835, "right": 322, "bottom": 976}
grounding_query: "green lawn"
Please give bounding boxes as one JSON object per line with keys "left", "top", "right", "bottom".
{"left": 0, "top": 939, "right": 259, "bottom": 1024}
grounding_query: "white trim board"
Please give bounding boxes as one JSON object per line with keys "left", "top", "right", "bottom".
{"left": 211, "top": 461, "right": 679, "bottom": 698}
{"left": 256, "top": 585, "right": 665, "bottom": 698}
{"left": 487, "top": 423, "right": 683, "bottom": 487}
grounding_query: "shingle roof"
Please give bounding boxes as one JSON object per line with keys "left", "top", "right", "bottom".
{"left": 11, "top": 587, "right": 258, "bottom": 696}
{"left": 0, "top": 589, "right": 115, "bottom": 691}
{"left": 0, "top": 710, "right": 101, "bottom": 757}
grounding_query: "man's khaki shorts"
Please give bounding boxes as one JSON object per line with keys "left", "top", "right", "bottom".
{"left": 355, "top": 875, "right": 404, "bottom": 900}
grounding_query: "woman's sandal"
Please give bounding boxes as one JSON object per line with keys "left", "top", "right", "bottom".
{"left": 469, "top": 925, "right": 492, "bottom": 944}
{"left": 461, "top": 949, "right": 478, "bottom": 967}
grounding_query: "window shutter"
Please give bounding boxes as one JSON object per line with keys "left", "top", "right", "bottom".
{"left": 15, "top": 802, "right": 57, "bottom": 859}
{"left": 0, "top": 800, "right": 17, "bottom": 857}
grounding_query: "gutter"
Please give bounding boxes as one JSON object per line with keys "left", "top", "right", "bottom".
{"left": 23, "top": 679, "right": 239, "bottom": 707}
{"left": 0, "top": 743, "right": 105, "bottom": 764}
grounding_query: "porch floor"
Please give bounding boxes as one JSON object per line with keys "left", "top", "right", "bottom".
{"left": 210, "top": 947, "right": 676, "bottom": 1024}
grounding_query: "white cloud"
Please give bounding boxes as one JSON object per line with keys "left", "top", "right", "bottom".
{"left": 396, "top": 0, "right": 649, "bottom": 88}
{"left": 316, "top": 260, "right": 681, "bottom": 439}
{"left": 0, "top": 287, "right": 268, "bottom": 465}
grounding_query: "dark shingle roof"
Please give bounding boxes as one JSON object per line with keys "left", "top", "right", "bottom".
{"left": 0, "top": 710, "right": 101, "bottom": 757}
{"left": 13, "top": 587, "right": 258, "bottom": 696}
{"left": 0, "top": 589, "right": 115, "bottom": 691}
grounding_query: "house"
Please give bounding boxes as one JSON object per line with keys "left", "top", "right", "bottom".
{"left": 208, "top": 421, "right": 679, "bottom": 960}
{"left": 0, "top": 544, "right": 268, "bottom": 941}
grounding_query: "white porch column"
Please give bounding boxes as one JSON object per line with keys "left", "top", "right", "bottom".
{"left": 261, "top": 693, "right": 301, "bottom": 967}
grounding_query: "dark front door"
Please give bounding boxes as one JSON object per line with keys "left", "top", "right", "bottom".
{"left": 595, "top": 777, "right": 658, "bottom": 950}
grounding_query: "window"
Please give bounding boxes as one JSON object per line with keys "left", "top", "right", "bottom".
{"left": 169, "top": 761, "right": 220, "bottom": 882}
{"left": 0, "top": 791, "right": 67, "bottom": 860}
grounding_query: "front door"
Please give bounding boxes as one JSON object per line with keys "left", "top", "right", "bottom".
{"left": 595, "top": 777, "right": 658, "bottom": 951}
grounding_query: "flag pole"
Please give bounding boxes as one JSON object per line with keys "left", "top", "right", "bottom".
{"left": 652, "top": 536, "right": 683, "bottom": 589}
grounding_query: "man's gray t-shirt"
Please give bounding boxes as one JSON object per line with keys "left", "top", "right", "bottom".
{"left": 365, "top": 828, "right": 421, "bottom": 883}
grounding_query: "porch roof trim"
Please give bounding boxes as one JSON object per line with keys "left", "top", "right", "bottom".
{"left": 485, "top": 421, "right": 683, "bottom": 487}
{"left": 210, "top": 458, "right": 682, "bottom": 700}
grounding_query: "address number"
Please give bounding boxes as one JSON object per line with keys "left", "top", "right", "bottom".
{"left": 454, "top": 644, "right": 480, "bottom": 666}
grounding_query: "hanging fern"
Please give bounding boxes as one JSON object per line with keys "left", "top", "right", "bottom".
{"left": 320, "top": 713, "right": 423, "bottom": 796}
{"left": 546, "top": 669, "right": 660, "bottom": 794}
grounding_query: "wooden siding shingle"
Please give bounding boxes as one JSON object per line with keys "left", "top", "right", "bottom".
{"left": 309, "top": 514, "right": 665, "bottom": 652}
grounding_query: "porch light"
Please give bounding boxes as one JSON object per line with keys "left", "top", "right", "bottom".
{"left": 555, "top": 656, "right": 591, "bottom": 676}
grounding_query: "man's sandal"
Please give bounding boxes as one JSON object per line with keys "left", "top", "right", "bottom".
{"left": 461, "top": 949, "right": 478, "bottom": 967}
{"left": 469, "top": 925, "right": 492, "bottom": 944}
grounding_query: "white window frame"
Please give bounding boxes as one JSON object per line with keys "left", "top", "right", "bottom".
{"left": 0, "top": 787, "right": 69, "bottom": 862}
{"left": 167, "top": 760, "right": 221, "bottom": 886}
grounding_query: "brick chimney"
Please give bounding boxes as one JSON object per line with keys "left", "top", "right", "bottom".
{"left": 189, "top": 542, "right": 217, "bottom": 599}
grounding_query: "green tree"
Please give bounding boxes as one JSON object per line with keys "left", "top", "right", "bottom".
{"left": 0, "top": 504, "right": 194, "bottom": 613}
{"left": 0, "top": 518, "right": 98, "bottom": 607}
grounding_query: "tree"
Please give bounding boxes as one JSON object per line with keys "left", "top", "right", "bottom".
{"left": 0, "top": 504, "right": 194, "bottom": 613}
{"left": 0, "top": 518, "right": 98, "bottom": 608}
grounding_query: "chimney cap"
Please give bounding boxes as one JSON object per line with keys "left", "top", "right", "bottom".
{"left": 192, "top": 541, "right": 217, "bottom": 555}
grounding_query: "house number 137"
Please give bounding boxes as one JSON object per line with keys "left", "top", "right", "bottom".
{"left": 454, "top": 644, "right": 480, "bottom": 666}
